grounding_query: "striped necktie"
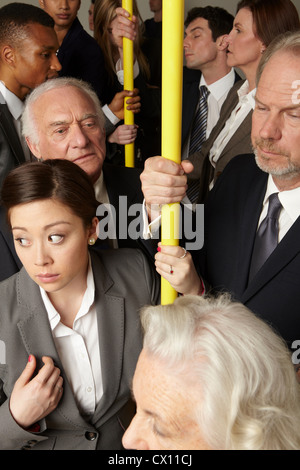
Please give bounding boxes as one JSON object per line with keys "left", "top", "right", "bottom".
{"left": 187, "top": 85, "right": 209, "bottom": 203}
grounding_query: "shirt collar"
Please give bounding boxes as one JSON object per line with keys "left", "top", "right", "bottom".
{"left": 40, "top": 254, "right": 95, "bottom": 332}
{"left": 200, "top": 68, "right": 235, "bottom": 101}
{"left": 265, "top": 174, "right": 300, "bottom": 224}
{"left": 237, "top": 80, "right": 256, "bottom": 110}
{"left": 0, "top": 80, "right": 24, "bottom": 120}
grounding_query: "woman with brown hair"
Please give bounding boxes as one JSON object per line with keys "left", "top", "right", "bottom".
{"left": 93, "top": 0, "right": 161, "bottom": 166}
{"left": 185, "top": 0, "right": 300, "bottom": 200}
{"left": 0, "top": 159, "right": 159, "bottom": 450}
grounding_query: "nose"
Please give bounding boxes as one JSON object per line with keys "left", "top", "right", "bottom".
{"left": 59, "top": 0, "right": 70, "bottom": 10}
{"left": 227, "top": 28, "right": 235, "bottom": 46}
{"left": 122, "top": 416, "right": 150, "bottom": 450}
{"left": 34, "top": 242, "right": 52, "bottom": 267}
{"left": 51, "top": 54, "right": 62, "bottom": 73}
{"left": 259, "top": 112, "right": 282, "bottom": 141}
{"left": 183, "top": 35, "right": 190, "bottom": 49}
{"left": 70, "top": 124, "right": 90, "bottom": 148}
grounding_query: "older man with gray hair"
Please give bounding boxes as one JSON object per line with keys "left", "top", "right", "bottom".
{"left": 123, "top": 294, "right": 300, "bottom": 450}
{"left": 0, "top": 77, "right": 145, "bottom": 281}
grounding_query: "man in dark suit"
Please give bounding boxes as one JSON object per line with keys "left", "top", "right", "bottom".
{"left": 38, "top": 0, "right": 110, "bottom": 105}
{"left": 140, "top": 30, "right": 300, "bottom": 347}
{"left": 181, "top": 7, "right": 239, "bottom": 154}
{"left": 0, "top": 77, "right": 145, "bottom": 282}
{"left": 0, "top": 3, "right": 61, "bottom": 190}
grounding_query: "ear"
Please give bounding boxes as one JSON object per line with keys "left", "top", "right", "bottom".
{"left": 88, "top": 216, "right": 99, "bottom": 242}
{"left": 217, "top": 34, "right": 229, "bottom": 51}
{"left": 1, "top": 45, "right": 16, "bottom": 68}
{"left": 25, "top": 137, "right": 42, "bottom": 160}
{"left": 39, "top": 0, "right": 45, "bottom": 9}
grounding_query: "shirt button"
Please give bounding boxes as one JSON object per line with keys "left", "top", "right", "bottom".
{"left": 86, "top": 386, "right": 92, "bottom": 393}
{"left": 85, "top": 431, "right": 97, "bottom": 441}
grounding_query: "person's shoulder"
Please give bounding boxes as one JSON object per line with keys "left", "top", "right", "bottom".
{"left": 67, "top": 18, "right": 102, "bottom": 51}
{"left": 183, "top": 66, "right": 201, "bottom": 84}
{"left": 91, "top": 246, "right": 146, "bottom": 267}
{"left": 212, "top": 153, "right": 264, "bottom": 194}
{"left": 103, "top": 162, "right": 142, "bottom": 181}
{"left": 90, "top": 248, "right": 153, "bottom": 291}
{"left": 224, "top": 153, "right": 259, "bottom": 174}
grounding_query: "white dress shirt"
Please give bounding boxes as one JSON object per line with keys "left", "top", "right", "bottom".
{"left": 40, "top": 257, "right": 103, "bottom": 418}
{"left": 0, "top": 81, "right": 31, "bottom": 161}
{"left": 209, "top": 80, "right": 256, "bottom": 167}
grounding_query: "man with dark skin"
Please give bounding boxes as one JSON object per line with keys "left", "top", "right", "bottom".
{"left": 0, "top": 2, "right": 61, "bottom": 188}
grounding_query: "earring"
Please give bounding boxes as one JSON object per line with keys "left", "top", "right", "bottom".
{"left": 88, "top": 237, "right": 96, "bottom": 246}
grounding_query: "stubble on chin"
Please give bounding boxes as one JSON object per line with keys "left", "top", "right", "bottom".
{"left": 252, "top": 139, "right": 300, "bottom": 180}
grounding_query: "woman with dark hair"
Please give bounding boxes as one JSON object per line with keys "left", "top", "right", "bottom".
{"left": 93, "top": 0, "right": 161, "bottom": 166}
{"left": 184, "top": 0, "right": 300, "bottom": 200}
{"left": 0, "top": 159, "right": 159, "bottom": 450}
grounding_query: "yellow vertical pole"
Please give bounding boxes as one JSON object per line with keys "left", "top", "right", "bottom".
{"left": 122, "top": 0, "right": 135, "bottom": 167}
{"left": 161, "top": 0, "right": 184, "bottom": 305}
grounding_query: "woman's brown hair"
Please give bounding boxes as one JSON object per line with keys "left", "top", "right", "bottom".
{"left": 1, "top": 160, "right": 99, "bottom": 228}
{"left": 237, "top": 0, "right": 300, "bottom": 47}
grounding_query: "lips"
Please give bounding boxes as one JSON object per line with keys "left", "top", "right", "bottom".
{"left": 56, "top": 14, "right": 70, "bottom": 21}
{"left": 73, "top": 154, "right": 96, "bottom": 164}
{"left": 36, "top": 273, "right": 60, "bottom": 283}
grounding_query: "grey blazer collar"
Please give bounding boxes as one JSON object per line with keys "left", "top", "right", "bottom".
{"left": 15, "top": 251, "right": 127, "bottom": 429}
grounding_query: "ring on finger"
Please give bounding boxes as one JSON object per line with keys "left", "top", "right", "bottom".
{"left": 169, "top": 265, "right": 174, "bottom": 275}
{"left": 179, "top": 247, "right": 187, "bottom": 259}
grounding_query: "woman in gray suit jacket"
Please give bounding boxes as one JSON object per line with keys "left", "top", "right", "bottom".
{"left": 0, "top": 159, "right": 159, "bottom": 450}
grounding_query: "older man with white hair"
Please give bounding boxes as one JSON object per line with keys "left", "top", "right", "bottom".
{"left": 0, "top": 77, "right": 146, "bottom": 281}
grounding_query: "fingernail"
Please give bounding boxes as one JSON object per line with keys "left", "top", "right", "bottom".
{"left": 157, "top": 246, "right": 161, "bottom": 252}
{"left": 28, "top": 355, "right": 33, "bottom": 362}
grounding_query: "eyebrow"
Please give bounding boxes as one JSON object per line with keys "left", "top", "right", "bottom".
{"left": 12, "top": 221, "right": 72, "bottom": 231}
{"left": 185, "top": 26, "right": 204, "bottom": 35}
{"left": 255, "top": 96, "right": 300, "bottom": 111}
{"left": 49, "top": 113, "right": 98, "bottom": 127}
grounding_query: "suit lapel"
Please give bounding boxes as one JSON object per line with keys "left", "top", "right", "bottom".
{"left": 219, "top": 111, "right": 253, "bottom": 158}
{"left": 0, "top": 99, "right": 25, "bottom": 165}
{"left": 234, "top": 172, "right": 268, "bottom": 296}
{"left": 181, "top": 68, "right": 202, "bottom": 146}
{"left": 89, "top": 252, "right": 126, "bottom": 424}
{"left": 16, "top": 269, "right": 91, "bottom": 429}
{"left": 242, "top": 215, "right": 300, "bottom": 303}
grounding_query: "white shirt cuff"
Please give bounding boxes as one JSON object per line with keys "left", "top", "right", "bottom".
{"left": 142, "top": 200, "right": 161, "bottom": 239}
{"left": 102, "top": 104, "right": 120, "bottom": 126}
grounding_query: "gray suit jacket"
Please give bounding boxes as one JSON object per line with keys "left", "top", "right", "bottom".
{"left": 0, "top": 92, "right": 26, "bottom": 190}
{"left": 0, "top": 248, "right": 159, "bottom": 450}
{"left": 187, "top": 80, "right": 254, "bottom": 203}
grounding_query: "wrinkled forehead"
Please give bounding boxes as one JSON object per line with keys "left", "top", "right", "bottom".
{"left": 257, "top": 51, "right": 300, "bottom": 106}
{"left": 33, "top": 86, "right": 99, "bottom": 123}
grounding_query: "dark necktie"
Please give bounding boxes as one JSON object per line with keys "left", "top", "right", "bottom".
{"left": 186, "top": 86, "right": 209, "bottom": 203}
{"left": 248, "top": 193, "right": 282, "bottom": 281}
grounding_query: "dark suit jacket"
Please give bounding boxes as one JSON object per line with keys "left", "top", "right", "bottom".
{"left": 189, "top": 80, "right": 254, "bottom": 202}
{"left": 181, "top": 67, "right": 241, "bottom": 149}
{"left": 0, "top": 162, "right": 144, "bottom": 282}
{"left": 0, "top": 93, "right": 26, "bottom": 190}
{"left": 195, "top": 153, "right": 300, "bottom": 346}
{"left": 57, "top": 18, "right": 110, "bottom": 105}
{"left": 0, "top": 248, "right": 159, "bottom": 450}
